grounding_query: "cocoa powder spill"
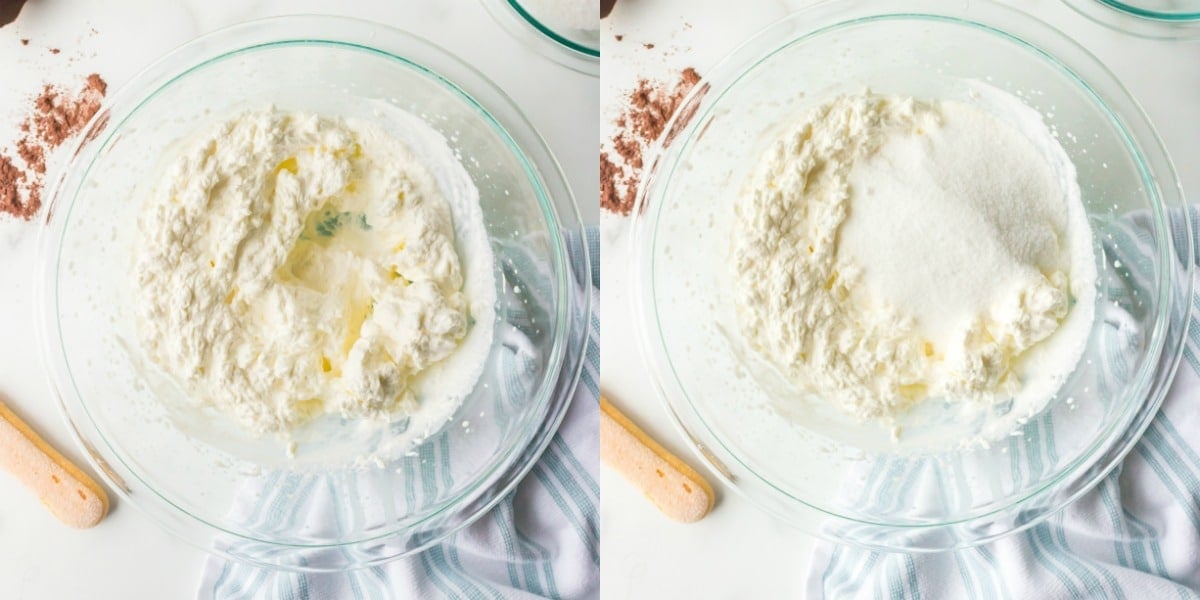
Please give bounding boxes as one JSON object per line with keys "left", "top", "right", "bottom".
{"left": 600, "top": 152, "right": 622, "bottom": 215}
{"left": 16, "top": 138, "right": 43, "bottom": 173}
{"left": 601, "top": 67, "right": 702, "bottom": 216}
{"left": 0, "top": 156, "right": 25, "bottom": 218}
{"left": 0, "top": 74, "right": 107, "bottom": 220}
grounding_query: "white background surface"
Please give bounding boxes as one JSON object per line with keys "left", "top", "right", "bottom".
{"left": 0, "top": 1, "right": 596, "bottom": 598}
{"left": 599, "top": 0, "right": 1200, "bottom": 598}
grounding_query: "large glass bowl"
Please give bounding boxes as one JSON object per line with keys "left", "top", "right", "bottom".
{"left": 36, "top": 16, "right": 590, "bottom": 570}
{"left": 1062, "top": 0, "right": 1200, "bottom": 38}
{"left": 632, "top": 0, "right": 1192, "bottom": 551}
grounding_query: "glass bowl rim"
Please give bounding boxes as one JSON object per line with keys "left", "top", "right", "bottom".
{"left": 1096, "top": 0, "right": 1200, "bottom": 20}
{"left": 476, "top": 0, "right": 599, "bottom": 76}
{"left": 1060, "top": 0, "right": 1200, "bottom": 39}
{"left": 508, "top": 0, "right": 600, "bottom": 57}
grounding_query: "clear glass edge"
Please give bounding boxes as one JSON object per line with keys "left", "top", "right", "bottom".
{"left": 1060, "top": 0, "right": 1200, "bottom": 39}
{"left": 476, "top": 0, "right": 600, "bottom": 76}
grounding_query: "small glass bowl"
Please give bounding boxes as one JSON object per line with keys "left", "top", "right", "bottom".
{"left": 632, "top": 0, "right": 1191, "bottom": 551}
{"left": 37, "top": 16, "right": 591, "bottom": 570}
{"left": 1062, "top": 0, "right": 1200, "bottom": 38}
{"left": 479, "top": 0, "right": 600, "bottom": 76}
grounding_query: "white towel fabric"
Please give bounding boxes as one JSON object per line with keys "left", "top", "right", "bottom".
{"left": 808, "top": 210, "right": 1200, "bottom": 599}
{"left": 197, "top": 229, "right": 600, "bottom": 600}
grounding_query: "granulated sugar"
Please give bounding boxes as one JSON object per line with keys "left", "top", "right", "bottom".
{"left": 733, "top": 87, "right": 1096, "bottom": 446}
{"left": 840, "top": 98, "right": 1078, "bottom": 341}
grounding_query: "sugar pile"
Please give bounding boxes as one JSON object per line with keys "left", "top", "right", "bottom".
{"left": 733, "top": 88, "right": 1095, "bottom": 433}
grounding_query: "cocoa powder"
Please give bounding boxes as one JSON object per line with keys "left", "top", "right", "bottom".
{"left": 0, "top": 155, "right": 26, "bottom": 218}
{"left": 16, "top": 138, "right": 43, "bottom": 173}
{"left": 0, "top": 74, "right": 107, "bottom": 220}
{"left": 599, "top": 152, "right": 623, "bottom": 215}
{"left": 612, "top": 134, "right": 641, "bottom": 170}
{"left": 600, "top": 67, "right": 702, "bottom": 216}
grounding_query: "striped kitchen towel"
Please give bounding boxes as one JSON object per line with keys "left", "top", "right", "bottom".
{"left": 808, "top": 209, "right": 1200, "bottom": 599}
{"left": 197, "top": 228, "right": 600, "bottom": 600}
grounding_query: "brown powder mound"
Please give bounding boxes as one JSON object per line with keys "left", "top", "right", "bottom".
{"left": 24, "top": 182, "right": 40, "bottom": 218}
{"left": 0, "top": 155, "right": 29, "bottom": 218}
{"left": 600, "top": 152, "right": 635, "bottom": 216}
{"left": 86, "top": 73, "right": 108, "bottom": 96}
{"left": 30, "top": 76, "right": 106, "bottom": 147}
{"left": 630, "top": 67, "right": 700, "bottom": 143}
{"left": 612, "top": 134, "right": 641, "bottom": 170}
{"left": 16, "top": 138, "right": 44, "bottom": 174}
{"left": 600, "top": 67, "right": 702, "bottom": 217}
{"left": 0, "top": 74, "right": 107, "bottom": 221}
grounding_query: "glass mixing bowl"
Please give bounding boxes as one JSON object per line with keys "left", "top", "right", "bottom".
{"left": 632, "top": 0, "right": 1192, "bottom": 551}
{"left": 1062, "top": 0, "right": 1200, "bottom": 38}
{"left": 479, "top": 0, "right": 600, "bottom": 76}
{"left": 36, "top": 16, "right": 591, "bottom": 570}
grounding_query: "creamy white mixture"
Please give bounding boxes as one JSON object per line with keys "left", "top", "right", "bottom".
{"left": 733, "top": 90, "right": 1095, "bottom": 425}
{"left": 135, "top": 109, "right": 484, "bottom": 436}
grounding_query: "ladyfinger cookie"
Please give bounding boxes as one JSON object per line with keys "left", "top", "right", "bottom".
{"left": 0, "top": 400, "right": 108, "bottom": 528}
{"left": 600, "top": 395, "right": 714, "bottom": 522}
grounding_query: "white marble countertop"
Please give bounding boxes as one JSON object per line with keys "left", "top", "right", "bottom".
{"left": 0, "top": 1, "right": 596, "bottom": 597}
{"left": 598, "top": 0, "right": 1200, "bottom": 598}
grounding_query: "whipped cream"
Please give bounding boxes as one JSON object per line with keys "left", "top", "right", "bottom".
{"left": 135, "top": 109, "right": 479, "bottom": 436}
